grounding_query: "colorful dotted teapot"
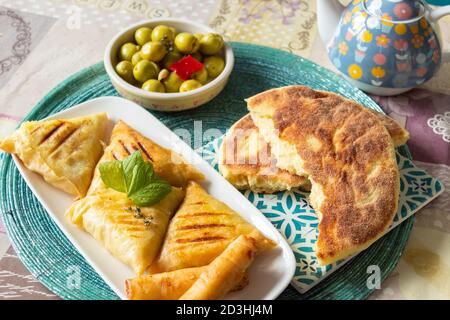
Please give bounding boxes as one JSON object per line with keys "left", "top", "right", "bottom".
{"left": 318, "top": 0, "right": 450, "bottom": 95}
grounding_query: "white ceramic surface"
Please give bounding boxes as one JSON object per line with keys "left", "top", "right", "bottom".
{"left": 104, "top": 18, "right": 235, "bottom": 112}
{"left": 12, "top": 96, "right": 296, "bottom": 300}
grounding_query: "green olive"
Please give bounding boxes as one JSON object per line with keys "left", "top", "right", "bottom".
{"left": 133, "top": 60, "right": 160, "bottom": 83}
{"left": 179, "top": 79, "right": 202, "bottom": 92}
{"left": 119, "top": 42, "right": 139, "bottom": 61}
{"left": 190, "top": 51, "right": 203, "bottom": 62}
{"left": 194, "top": 33, "right": 204, "bottom": 42}
{"left": 134, "top": 27, "right": 153, "bottom": 46}
{"left": 203, "top": 55, "right": 225, "bottom": 79}
{"left": 162, "top": 51, "right": 182, "bottom": 69}
{"left": 115, "top": 60, "right": 134, "bottom": 83}
{"left": 140, "top": 41, "right": 167, "bottom": 62}
{"left": 142, "top": 79, "right": 166, "bottom": 93}
{"left": 151, "top": 25, "right": 175, "bottom": 42}
{"left": 162, "top": 71, "right": 183, "bottom": 93}
{"left": 131, "top": 51, "right": 144, "bottom": 66}
{"left": 192, "top": 67, "right": 208, "bottom": 84}
{"left": 199, "top": 33, "right": 224, "bottom": 55}
{"left": 174, "top": 32, "right": 199, "bottom": 54}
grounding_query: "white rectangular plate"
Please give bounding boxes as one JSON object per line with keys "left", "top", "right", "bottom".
{"left": 12, "top": 96, "right": 296, "bottom": 300}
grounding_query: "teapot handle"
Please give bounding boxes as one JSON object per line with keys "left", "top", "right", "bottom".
{"left": 429, "top": 5, "right": 450, "bottom": 22}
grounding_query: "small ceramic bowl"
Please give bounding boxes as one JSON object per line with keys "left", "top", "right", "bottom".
{"left": 104, "top": 18, "right": 235, "bottom": 112}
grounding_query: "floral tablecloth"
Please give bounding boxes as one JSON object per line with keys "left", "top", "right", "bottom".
{"left": 0, "top": 0, "right": 449, "bottom": 300}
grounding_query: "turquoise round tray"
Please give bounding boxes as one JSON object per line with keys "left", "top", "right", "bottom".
{"left": 0, "top": 42, "right": 413, "bottom": 300}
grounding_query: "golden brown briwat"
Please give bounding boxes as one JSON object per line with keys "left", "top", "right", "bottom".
{"left": 87, "top": 120, "right": 204, "bottom": 194}
{"left": 0, "top": 113, "right": 108, "bottom": 197}
{"left": 148, "top": 181, "right": 275, "bottom": 273}
{"left": 248, "top": 86, "right": 400, "bottom": 265}
{"left": 67, "top": 120, "right": 196, "bottom": 274}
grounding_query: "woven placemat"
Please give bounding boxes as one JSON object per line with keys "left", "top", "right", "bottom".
{"left": 0, "top": 42, "right": 414, "bottom": 300}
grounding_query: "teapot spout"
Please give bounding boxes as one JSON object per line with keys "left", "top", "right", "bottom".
{"left": 317, "top": 0, "right": 345, "bottom": 46}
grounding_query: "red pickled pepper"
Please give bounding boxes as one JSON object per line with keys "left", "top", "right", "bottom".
{"left": 168, "top": 55, "right": 204, "bottom": 80}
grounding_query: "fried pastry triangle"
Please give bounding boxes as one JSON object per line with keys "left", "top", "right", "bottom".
{"left": 67, "top": 187, "right": 185, "bottom": 275}
{"left": 87, "top": 120, "right": 204, "bottom": 194}
{"left": 149, "top": 181, "right": 275, "bottom": 273}
{"left": 0, "top": 113, "right": 108, "bottom": 197}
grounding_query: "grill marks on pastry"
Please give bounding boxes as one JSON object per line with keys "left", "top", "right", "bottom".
{"left": 118, "top": 139, "right": 133, "bottom": 156}
{"left": 175, "top": 236, "right": 227, "bottom": 244}
{"left": 177, "top": 223, "right": 229, "bottom": 231}
{"left": 38, "top": 122, "right": 65, "bottom": 145}
{"left": 113, "top": 212, "right": 146, "bottom": 239}
{"left": 116, "top": 139, "right": 153, "bottom": 162}
{"left": 37, "top": 121, "right": 82, "bottom": 155}
{"left": 137, "top": 141, "right": 153, "bottom": 162}
{"left": 174, "top": 211, "right": 233, "bottom": 244}
{"left": 188, "top": 201, "right": 207, "bottom": 206}
{"left": 177, "top": 212, "right": 230, "bottom": 218}
{"left": 49, "top": 126, "right": 79, "bottom": 155}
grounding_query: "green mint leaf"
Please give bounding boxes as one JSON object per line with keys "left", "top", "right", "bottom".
{"left": 99, "top": 150, "right": 171, "bottom": 207}
{"left": 127, "top": 160, "right": 155, "bottom": 196}
{"left": 122, "top": 151, "right": 144, "bottom": 190}
{"left": 128, "top": 180, "right": 172, "bottom": 207}
{"left": 99, "top": 161, "right": 127, "bottom": 193}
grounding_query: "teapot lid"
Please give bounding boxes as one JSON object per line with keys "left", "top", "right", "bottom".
{"left": 364, "top": 0, "right": 422, "bottom": 22}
